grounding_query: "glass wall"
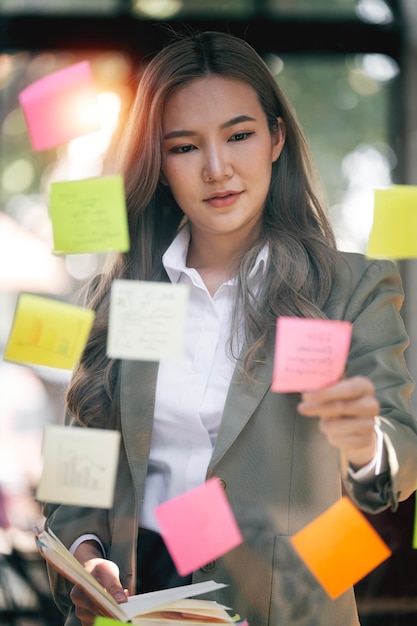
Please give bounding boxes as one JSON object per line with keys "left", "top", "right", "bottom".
{"left": 2, "top": 2, "right": 416, "bottom": 624}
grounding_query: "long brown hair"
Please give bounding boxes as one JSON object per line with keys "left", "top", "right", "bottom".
{"left": 67, "top": 30, "right": 339, "bottom": 426}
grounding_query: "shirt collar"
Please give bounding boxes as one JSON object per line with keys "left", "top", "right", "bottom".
{"left": 249, "top": 242, "right": 269, "bottom": 280}
{"left": 162, "top": 226, "right": 191, "bottom": 284}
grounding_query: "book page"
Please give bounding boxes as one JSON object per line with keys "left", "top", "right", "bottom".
{"left": 123, "top": 582, "right": 226, "bottom": 620}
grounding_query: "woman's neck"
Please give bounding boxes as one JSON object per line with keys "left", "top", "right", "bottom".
{"left": 186, "top": 229, "right": 256, "bottom": 296}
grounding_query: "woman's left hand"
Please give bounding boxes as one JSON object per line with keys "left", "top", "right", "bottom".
{"left": 297, "top": 375, "right": 380, "bottom": 469}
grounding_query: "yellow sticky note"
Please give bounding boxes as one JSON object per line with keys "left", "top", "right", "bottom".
{"left": 367, "top": 185, "right": 417, "bottom": 259}
{"left": 94, "top": 618, "right": 124, "bottom": 626}
{"left": 50, "top": 175, "right": 130, "bottom": 254}
{"left": 290, "top": 496, "right": 391, "bottom": 599}
{"left": 4, "top": 293, "right": 95, "bottom": 370}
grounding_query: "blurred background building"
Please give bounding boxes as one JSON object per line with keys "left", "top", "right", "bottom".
{"left": 1, "top": 0, "right": 417, "bottom": 624}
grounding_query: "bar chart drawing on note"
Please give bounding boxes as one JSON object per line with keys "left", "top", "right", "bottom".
{"left": 59, "top": 448, "right": 106, "bottom": 490}
{"left": 25, "top": 316, "right": 73, "bottom": 356}
{"left": 37, "top": 426, "right": 120, "bottom": 508}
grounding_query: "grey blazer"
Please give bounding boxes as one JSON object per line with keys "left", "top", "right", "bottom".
{"left": 43, "top": 252, "right": 417, "bottom": 626}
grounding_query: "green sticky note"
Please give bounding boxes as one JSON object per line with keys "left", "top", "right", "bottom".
{"left": 4, "top": 293, "right": 95, "bottom": 370}
{"left": 94, "top": 619, "right": 125, "bottom": 626}
{"left": 50, "top": 175, "right": 130, "bottom": 254}
{"left": 367, "top": 185, "right": 417, "bottom": 259}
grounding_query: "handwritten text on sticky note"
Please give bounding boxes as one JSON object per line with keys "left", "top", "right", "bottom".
{"left": 290, "top": 496, "right": 391, "bottom": 599}
{"left": 107, "top": 280, "right": 189, "bottom": 361}
{"left": 19, "top": 60, "right": 100, "bottom": 151}
{"left": 367, "top": 185, "right": 417, "bottom": 259}
{"left": 272, "top": 317, "right": 352, "bottom": 393}
{"left": 154, "top": 477, "right": 243, "bottom": 576}
{"left": 4, "top": 294, "right": 95, "bottom": 370}
{"left": 50, "top": 176, "right": 129, "bottom": 254}
{"left": 36, "top": 425, "right": 120, "bottom": 509}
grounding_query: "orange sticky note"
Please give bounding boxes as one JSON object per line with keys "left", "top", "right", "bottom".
{"left": 290, "top": 496, "right": 391, "bottom": 599}
{"left": 272, "top": 317, "right": 352, "bottom": 393}
{"left": 154, "top": 477, "right": 243, "bottom": 576}
{"left": 19, "top": 60, "right": 100, "bottom": 151}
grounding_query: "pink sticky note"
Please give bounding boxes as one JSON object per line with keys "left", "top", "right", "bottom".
{"left": 272, "top": 317, "right": 352, "bottom": 393}
{"left": 154, "top": 477, "right": 243, "bottom": 576}
{"left": 19, "top": 61, "right": 100, "bottom": 151}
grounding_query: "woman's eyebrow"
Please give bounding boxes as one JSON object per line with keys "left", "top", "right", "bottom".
{"left": 163, "top": 129, "right": 197, "bottom": 140}
{"left": 220, "top": 114, "right": 256, "bottom": 129}
{"left": 163, "top": 115, "right": 256, "bottom": 141}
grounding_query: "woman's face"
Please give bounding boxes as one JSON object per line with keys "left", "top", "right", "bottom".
{"left": 161, "top": 75, "right": 285, "bottom": 244}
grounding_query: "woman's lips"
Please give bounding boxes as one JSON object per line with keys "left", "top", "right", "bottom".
{"left": 204, "top": 191, "right": 242, "bottom": 208}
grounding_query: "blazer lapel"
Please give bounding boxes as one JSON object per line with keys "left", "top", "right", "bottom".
{"left": 209, "top": 345, "right": 274, "bottom": 469}
{"left": 119, "top": 359, "right": 159, "bottom": 495}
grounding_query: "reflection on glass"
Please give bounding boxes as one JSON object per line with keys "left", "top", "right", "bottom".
{"left": 131, "top": 0, "right": 254, "bottom": 17}
{"left": 356, "top": 0, "right": 394, "bottom": 24}
{"left": 266, "top": 0, "right": 394, "bottom": 20}
{"left": 0, "top": 0, "right": 121, "bottom": 14}
{"left": 131, "top": 0, "right": 183, "bottom": 18}
{"left": 267, "top": 0, "right": 358, "bottom": 18}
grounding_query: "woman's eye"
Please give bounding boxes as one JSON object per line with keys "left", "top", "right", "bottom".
{"left": 170, "top": 144, "right": 195, "bottom": 154}
{"left": 230, "top": 131, "right": 253, "bottom": 142}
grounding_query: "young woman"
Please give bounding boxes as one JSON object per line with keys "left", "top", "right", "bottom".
{"left": 43, "top": 31, "right": 417, "bottom": 626}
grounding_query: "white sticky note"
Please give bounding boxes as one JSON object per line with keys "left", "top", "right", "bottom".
{"left": 107, "top": 280, "right": 189, "bottom": 361}
{"left": 36, "top": 425, "right": 120, "bottom": 509}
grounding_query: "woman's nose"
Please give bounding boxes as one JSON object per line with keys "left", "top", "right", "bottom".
{"left": 202, "top": 146, "right": 233, "bottom": 182}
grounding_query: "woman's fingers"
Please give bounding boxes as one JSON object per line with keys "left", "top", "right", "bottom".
{"left": 70, "top": 558, "right": 128, "bottom": 626}
{"left": 297, "top": 376, "right": 380, "bottom": 420}
{"left": 297, "top": 375, "right": 380, "bottom": 467}
{"left": 71, "top": 585, "right": 103, "bottom": 626}
{"left": 317, "top": 414, "right": 376, "bottom": 446}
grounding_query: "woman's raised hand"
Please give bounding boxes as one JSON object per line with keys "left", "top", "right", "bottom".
{"left": 297, "top": 375, "right": 380, "bottom": 469}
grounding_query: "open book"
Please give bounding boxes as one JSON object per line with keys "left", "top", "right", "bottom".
{"left": 35, "top": 527, "right": 248, "bottom": 624}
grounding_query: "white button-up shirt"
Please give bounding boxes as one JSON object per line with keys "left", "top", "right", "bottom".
{"left": 140, "top": 225, "right": 267, "bottom": 531}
